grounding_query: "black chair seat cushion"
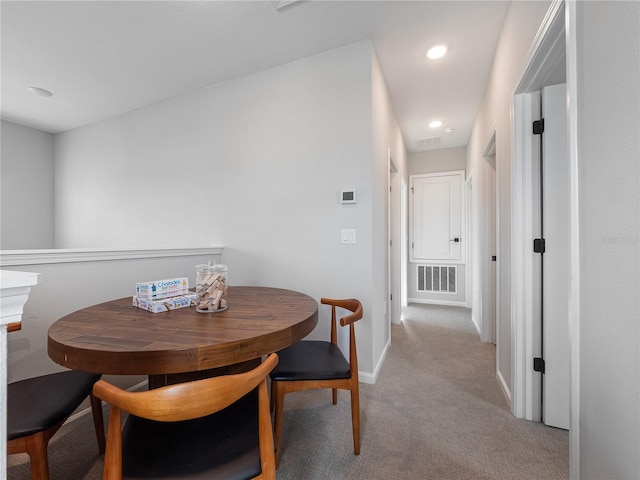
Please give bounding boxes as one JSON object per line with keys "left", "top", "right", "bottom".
{"left": 120, "top": 389, "right": 262, "bottom": 480}
{"left": 270, "top": 341, "right": 351, "bottom": 381}
{"left": 7, "top": 370, "right": 101, "bottom": 440}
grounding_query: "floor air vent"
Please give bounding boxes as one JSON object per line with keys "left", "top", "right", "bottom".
{"left": 417, "top": 265, "right": 457, "bottom": 293}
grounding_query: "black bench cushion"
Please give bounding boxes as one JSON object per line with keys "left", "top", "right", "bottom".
{"left": 7, "top": 370, "right": 101, "bottom": 440}
{"left": 120, "top": 389, "right": 262, "bottom": 480}
{"left": 270, "top": 341, "right": 351, "bottom": 381}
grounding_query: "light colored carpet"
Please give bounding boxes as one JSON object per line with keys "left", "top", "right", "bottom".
{"left": 8, "top": 303, "right": 568, "bottom": 479}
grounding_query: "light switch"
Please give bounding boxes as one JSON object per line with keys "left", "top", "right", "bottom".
{"left": 341, "top": 229, "right": 356, "bottom": 244}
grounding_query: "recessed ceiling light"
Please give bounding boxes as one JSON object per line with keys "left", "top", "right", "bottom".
{"left": 426, "top": 44, "right": 448, "bottom": 60}
{"left": 444, "top": 128, "right": 454, "bottom": 135}
{"left": 429, "top": 120, "right": 443, "bottom": 128}
{"left": 28, "top": 87, "right": 53, "bottom": 97}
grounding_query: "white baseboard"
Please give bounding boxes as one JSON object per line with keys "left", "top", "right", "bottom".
{"left": 471, "top": 315, "right": 481, "bottom": 336}
{"left": 359, "top": 337, "right": 391, "bottom": 385}
{"left": 62, "top": 379, "right": 149, "bottom": 429}
{"left": 496, "top": 368, "right": 511, "bottom": 407}
{"left": 408, "top": 297, "right": 468, "bottom": 308}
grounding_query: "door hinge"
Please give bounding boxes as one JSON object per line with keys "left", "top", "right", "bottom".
{"left": 533, "top": 238, "right": 545, "bottom": 254}
{"left": 533, "top": 357, "right": 545, "bottom": 374}
{"left": 533, "top": 118, "right": 545, "bottom": 135}
{"left": 390, "top": 294, "right": 393, "bottom": 301}
{"left": 411, "top": 187, "right": 414, "bottom": 193}
{"left": 492, "top": 256, "right": 497, "bottom": 261}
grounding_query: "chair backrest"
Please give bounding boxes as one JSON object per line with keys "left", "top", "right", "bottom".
{"left": 93, "top": 353, "right": 278, "bottom": 480}
{"left": 321, "top": 297, "right": 363, "bottom": 375}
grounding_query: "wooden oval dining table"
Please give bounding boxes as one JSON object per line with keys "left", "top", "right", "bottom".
{"left": 48, "top": 286, "right": 318, "bottom": 386}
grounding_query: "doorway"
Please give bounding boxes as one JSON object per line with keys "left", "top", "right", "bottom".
{"left": 388, "top": 152, "right": 401, "bottom": 325}
{"left": 511, "top": 1, "right": 578, "bottom": 469}
{"left": 482, "top": 129, "right": 498, "bottom": 344}
{"left": 537, "top": 83, "right": 570, "bottom": 430}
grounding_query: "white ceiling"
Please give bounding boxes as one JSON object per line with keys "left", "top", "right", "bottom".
{"left": 0, "top": 1, "right": 511, "bottom": 153}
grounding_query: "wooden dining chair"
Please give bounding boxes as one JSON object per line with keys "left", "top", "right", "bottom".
{"left": 269, "top": 297, "right": 363, "bottom": 465}
{"left": 7, "top": 370, "right": 105, "bottom": 480}
{"left": 93, "top": 353, "right": 279, "bottom": 480}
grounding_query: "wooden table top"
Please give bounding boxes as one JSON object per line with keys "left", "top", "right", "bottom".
{"left": 48, "top": 286, "right": 318, "bottom": 375}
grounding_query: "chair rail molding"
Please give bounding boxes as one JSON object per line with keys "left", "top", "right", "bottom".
{"left": 0, "top": 246, "right": 224, "bottom": 267}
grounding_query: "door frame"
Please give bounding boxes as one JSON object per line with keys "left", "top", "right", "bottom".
{"left": 388, "top": 150, "right": 401, "bottom": 325}
{"left": 481, "top": 126, "right": 498, "bottom": 345}
{"left": 510, "top": 0, "right": 580, "bottom": 476}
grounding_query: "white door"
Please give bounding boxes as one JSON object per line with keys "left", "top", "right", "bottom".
{"left": 541, "top": 83, "right": 570, "bottom": 430}
{"left": 410, "top": 171, "right": 464, "bottom": 262}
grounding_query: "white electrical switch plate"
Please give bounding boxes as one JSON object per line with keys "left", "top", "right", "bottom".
{"left": 341, "top": 229, "right": 356, "bottom": 244}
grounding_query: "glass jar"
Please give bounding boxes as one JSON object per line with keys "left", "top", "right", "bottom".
{"left": 195, "top": 263, "right": 228, "bottom": 313}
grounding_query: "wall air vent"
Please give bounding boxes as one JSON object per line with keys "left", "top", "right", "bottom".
{"left": 417, "top": 265, "right": 457, "bottom": 293}
{"left": 417, "top": 136, "right": 441, "bottom": 148}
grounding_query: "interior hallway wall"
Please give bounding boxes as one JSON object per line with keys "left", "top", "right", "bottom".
{"left": 408, "top": 146, "right": 466, "bottom": 175}
{"left": 1, "top": 120, "right": 54, "bottom": 249}
{"left": 51, "top": 41, "right": 406, "bottom": 378}
{"left": 371, "top": 51, "right": 408, "bottom": 373}
{"left": 576, "top": 1, "right": 639, "bottom": 477}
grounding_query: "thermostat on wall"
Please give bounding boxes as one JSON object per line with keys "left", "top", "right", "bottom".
{"left": 341, "top": 189, "right": 357, "bottom": 204}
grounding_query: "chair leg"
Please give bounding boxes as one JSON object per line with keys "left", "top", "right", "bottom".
{"left": 332, "top": 387, "right": 338, "bottom": 405}
{"left": 90, "top": 392, "right": 106, "bottom": 453}
{"left": 272, "top": 382, "right": 286, "bottom": 468}
{"left": 25, "top": 432, "right": 50, "bottom": 480}
{"left": 350, "top": 384, "right": 360, "bottom": 455}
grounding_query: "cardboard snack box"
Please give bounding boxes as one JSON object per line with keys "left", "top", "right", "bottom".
{"left": 135, "top": 277, "right": 189, "bottom": 300}
{"left": 133, "top": 293, "right": 197, "bottom": 313}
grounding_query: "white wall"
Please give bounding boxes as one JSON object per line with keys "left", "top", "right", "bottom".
{"left": 0, "top": 120, "right": 54, "bottom": 249}
{"left": 51, "top": 41, "right": 403, "bottom": 377}
{"left": 408, "top": 146, "right": 466, "bottom": 175}
{"left": 6, "top": 248, "right": 222, "bottom": 392}
{"left": 371, "top": 51, "right": 408, "bottom": 375}
{"left": 576, "top": 1, "right": 639, "bottom": 477}
{"left": 466, "top": 1, "right": 552, "bottom": 397}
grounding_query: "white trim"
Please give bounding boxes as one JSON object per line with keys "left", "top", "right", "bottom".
{"left": 497, "top": 367, "right": 512, "bottom": 407}
{"left": 494, "top": 123, "right": 502, "bottom": 374}
{"left": 408, "top": 298, "right": 467, "bottom": 308}
{"left": 359, "top": 337, "right": 390, "bottom": 384}
{"left": 483, "top": 126, "right": 497, "bottom": 157}
{"left": 510, "top": 0, "right": 566, "bottom": 423}
{"left": 60, "top": 379, "right": 149, "bottom": 435}
{"left": 0, "top": 271, "right": 40, "bottom": 475}
{"left": 465, "top": 174, "right": 473, "bottom": 308}
{"left": 388, "top": 150, "right": 401, "bottom": 326}
{"left": 0, "top": 246, "right": 224, "bottom": 267}
{"left": 513, "top": 0, "right": 566, "bottom": 95}
{"left": 408, "top": 259, "right": 465, "bottom": 266}
{"left": 565, "top": 1, "right": 580, "bottom": 477}
{"left": 471, "top": 314, "right": 481, "bottom": 337}
{"left": 481, "top": 125, "right": 497, "bottom": 344}
{"left": 512, "top": 90, "right": 542, "bottom": 422}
